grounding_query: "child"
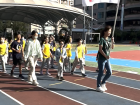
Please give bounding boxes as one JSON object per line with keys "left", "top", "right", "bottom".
{"left": 40, "top": 37, "right": 53, "bottom": 75}
{"left": 82, "top": 40, "right": 87, "bottom": 66}
{"left": 8, "top": 39, "right": 13, "bottom": 64}
{"left": 71, "top": 38, "right": 87, "bottom": 77}
{"left": 55, "top": 40, "right": 67, "bottom": 81}
{"left": 0, "top": 37, "right": 7, "bottom": 73}
{"left": 63, "top": 37, "right": 72, "bottom": 72}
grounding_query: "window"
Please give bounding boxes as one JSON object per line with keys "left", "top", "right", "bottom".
{"left": 94, "top": 13, "right": 96, "bottom": 16}
{"left": 98, "top": 3, "right": 104, "bottom": 8}
{"left": 98, "top": 12, "right": 104, "bottom": 19}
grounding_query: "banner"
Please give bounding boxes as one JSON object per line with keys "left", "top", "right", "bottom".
{"left": 82, "top": 0, "right": 119, "bottom": 6}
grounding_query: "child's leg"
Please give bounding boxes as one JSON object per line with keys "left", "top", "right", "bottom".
{"left": 46, "top": 58, "right": 50, "bottom": 73}
{"left": 71, "top": 58, "right": 78, "bottom": 72}
{"left": 40, "top": 58, "right": 46, "bottom": 74}
{"left": 79, "top": 58, "right": 85, "bottom": 74}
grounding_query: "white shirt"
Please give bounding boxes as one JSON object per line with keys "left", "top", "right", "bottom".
{"left": 24, "top": 39, "right": 43, "bottom": 60}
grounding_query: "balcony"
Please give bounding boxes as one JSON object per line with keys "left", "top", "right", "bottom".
{"left": 124, "top": 14, "right": 140, "bottom": 20}
{"left": 125, "top": 2, "right": 140, "bottom": 9}
{"left": 106, "top": 5, "right": 121, "bottom": 11}
{"left": 106, "top": 16, "right": 120, "bottom": 21}
{"left": 124, "top": 26, "right": 140, "bottom": 31}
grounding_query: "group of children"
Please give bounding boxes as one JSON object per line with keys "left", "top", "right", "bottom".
{"left": 0, "top": 30, "right": 88, "bottom": 85}
{"left": 40, "top": 36, "right": 87, "bottom": 81}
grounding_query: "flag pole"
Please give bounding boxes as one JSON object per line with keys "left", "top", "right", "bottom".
{"left": 83, "top": 6, "right": 86, "bottom": 42}
{"left": 112, "top": 0, "right": 120, "bottom": 37}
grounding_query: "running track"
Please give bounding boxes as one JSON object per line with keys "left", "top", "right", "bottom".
{"left": 72, "top": 50, "right": 140, "bottom": 68}
{"left": 0, "top": 62, "right": 140, "bottom": 105}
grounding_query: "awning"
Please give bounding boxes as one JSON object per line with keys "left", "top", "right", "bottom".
{"left": 0, "top": 0, "right": 91, "bottom": 25}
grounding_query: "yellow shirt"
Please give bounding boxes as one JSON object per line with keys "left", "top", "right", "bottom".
{"left": 8, "top": 44, "right": 12, "bottom": 52}
{"left": 43, "top": 44, "right": 51, "bottom": 58}
{"left": 59, "top": 49, "right": 63, "bottom": 63}
{"left": 0, "top": 44, "right": 6, "bottom": 55}
{"left": 82, "top": 44, "right": 87, "bottom": 54}
{"left": 77, "top": 45, "right": 83, "bottom": 58}
{"left": 23, "top": 40, "right": 25, "bottom": 50}
{"left": 66, "top": 43, "right": 72, "bottom": 57}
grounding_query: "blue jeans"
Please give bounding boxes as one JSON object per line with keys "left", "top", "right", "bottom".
{"left": 97, "top": 59, "right": 112, "bottom": 87}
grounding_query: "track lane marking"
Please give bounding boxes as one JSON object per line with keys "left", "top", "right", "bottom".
{"left": 49, "top": 82, "right": 63, "bottom": 86}
{"left": 48, "top": 75, "right": 140, "bottom": 104}
{"left": 74, "top": 78, "right": 85, "bottom": 81}
{"left": 16, "top": 88, "right": 34, "bottom": 92}
{"left": 0, "top": 90, "right": 24, "bottom": 105}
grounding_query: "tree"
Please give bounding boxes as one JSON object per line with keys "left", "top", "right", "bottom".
{"left": 0, "top": 20, "right": 29, "bottom": 34}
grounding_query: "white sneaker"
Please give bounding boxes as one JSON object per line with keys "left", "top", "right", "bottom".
{"left": 25, "top": 67, "right": 28, "bottom": 70}
{"left": 96, "top": 87, "right": 105, "bottom": 92}
{"left": 46, "top": 72, "right": 51, "bottom": 76}
{"left": 32, "top": 80, "right": 39, "bottom": 86}
{"left": 101, "top": 84, "right": 107, "bottom": 91}
{"left": 28, "top": 75, "right": 32, "bottom": 82}
{"left": 3, "top": 71, "right": 7, "bottom": 73}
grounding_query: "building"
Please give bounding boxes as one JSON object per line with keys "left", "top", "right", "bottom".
{"left": 74, "top": 0, "right": 140, "bottom": 32}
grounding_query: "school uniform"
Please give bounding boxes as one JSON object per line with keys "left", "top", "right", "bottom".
{"left": 63, "top": 43, "right": 72, "bottom": 72}
{"left": 50, "top": 41, "right": 56, "bottom": 68}
{"left": 4, "top": 41, "right": 8, "bottom": 64}
{"left": 8, "top": 43, "right": 13, "bottom": 63}
{"left": 24, "top": 39, "right": 43, "bottom": 85}
{"left": 55, "top": 47, "right": 67, "bottom": 79}
{"left": 71, "top": 45, "right": 86, "bottom": 76}
{"left": 82, "top": 44, "right": 87, "bottom": 65}
{"left": 0, "top": 43, "right": 7, "bottom": 72}
{"left": 40, "top": 43, "right": 51, "bottom": 75}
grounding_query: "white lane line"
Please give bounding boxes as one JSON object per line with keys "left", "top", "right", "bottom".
{"left": 0, "top": 90, "right": 24, "bottom": 105}
{"left": 37, "top": 85, "right": 87, "bottom": 105}
{"left": 83, "top": 65, "right": 140, "bottom": 76}
{"left": 84, "top": 69, "right": 140, "bottom": 82}
{"left": 48, "top": 76, "right": 140, "bottom": 104}
{"left": 74, "top": 71, "right": 140, "bottom": 91}
{"left": 4, "top": 72, "right": 86, "bottom": 105}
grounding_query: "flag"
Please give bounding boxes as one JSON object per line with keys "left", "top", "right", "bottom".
{"left": 82, "top": 0, "right": 119, "bottom": 6}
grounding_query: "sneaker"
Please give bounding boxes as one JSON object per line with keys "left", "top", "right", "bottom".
{"left": 70, "top": 71, "right": 73, "bottom": 75}
{"left": 82, "top": 73, "right": 87, "bottom": 77}
{"left": 19, "top": 74, "right": 25, "bottom": 79}
{"left": 28, "top": 75, "right": 32, "bottom": 82}
{"left": 60, "top": 77, "right": 65, "bottom": 81}
{"left": 96, "top": 70, "right": 99, "bottom": 72}
{"left": 101, "top": 84, "right": 107, "bottom": 91}
{"left": 25, "top": 67, "right": 28, "bottom": 70}
{"left": 51, "top": 66, "right": 55, "bottom": 69}
{"left": 40, "top": 71, "right": 43, "bottom": 75}
{"left": 96, "top": 87, "right": 105, "bottom": 92}
{"left": 3, "top": 71, "right": 7, "bottom": 73}
{"left": 56, "top": 75, "right": 59, "bottom": 79}
{"left": 10, "top": 70, "right": 13, "bottom": 76}
{"left": 58, "top": 77, "right": 62, "bottom": 81}
{"left": 32, "top": 80, "right": 39, "bottom": 86}
{"left": 46, "top": 72, "right": 51, "bottom": 76}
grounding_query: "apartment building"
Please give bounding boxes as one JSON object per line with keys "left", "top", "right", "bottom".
{"left": 74, "top": 0, "right": 140, "bottom": 31}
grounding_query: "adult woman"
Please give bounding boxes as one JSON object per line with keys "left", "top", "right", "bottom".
{"left": 96, "top": 26, "right": 115, "bottom": 92}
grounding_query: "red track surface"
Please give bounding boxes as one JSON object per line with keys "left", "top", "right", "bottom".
{"left": 0, "top": 72, "right": 81, "bottom": 105}
{"left": 1, "top": 61, "right": 140, "bottom": 104}
{"left": 46, "top": 68, "right": 140, "bottom": 102}
{"left": 80, "top": 66, "right": 140, "bottom": 81}
{"left": 87, "top": 50, "right": 140, "bottom": 61}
